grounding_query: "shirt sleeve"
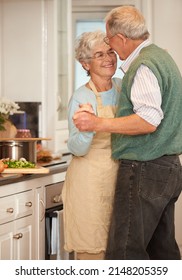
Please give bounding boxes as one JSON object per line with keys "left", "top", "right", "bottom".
{"left": 131, "top": 65, "right": 164, "bottom": 126}
{"left": 67, "top": 91, "right": 97, "bottom": 156}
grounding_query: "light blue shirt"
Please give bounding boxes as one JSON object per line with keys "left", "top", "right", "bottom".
{"left": 67, "top": 78, "right": 122, "bottom": 156}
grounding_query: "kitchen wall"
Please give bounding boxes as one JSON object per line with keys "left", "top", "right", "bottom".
{"left": 152, "top": 0, "right": 182, "bottom": 74}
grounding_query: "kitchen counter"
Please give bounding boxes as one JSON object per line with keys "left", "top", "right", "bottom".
{"left": 0, "top": 153, "right": 72, "bottom": 260}
{"left": 0, "top": 154, "right": 72, "bottom": 187}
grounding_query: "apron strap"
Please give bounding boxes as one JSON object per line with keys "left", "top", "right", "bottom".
{"left": 89, "top": 79, "right": 102, "bottom": 107}
{"left": 89, "top": 78, "right": 119, "bottom": 108}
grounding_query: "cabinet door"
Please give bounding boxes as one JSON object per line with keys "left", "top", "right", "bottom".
{"left": 0, "top": 222, "right": 14, "bottom": 260}
{"left": 14, "top": 215, "right": 34, "bottom": 260}
{"left": 0, "top": 0, "right": 43, "bottom": 102}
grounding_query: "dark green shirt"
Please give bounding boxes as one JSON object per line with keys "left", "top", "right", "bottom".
{"left": 112, "top": 44, "right": 182, "bottom": 161}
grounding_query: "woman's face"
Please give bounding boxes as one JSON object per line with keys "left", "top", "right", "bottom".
{"left": 83, "top": 43, "right": 117, "bottom": 78}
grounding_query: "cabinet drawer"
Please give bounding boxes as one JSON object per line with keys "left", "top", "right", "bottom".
{"left": 0, "top": 195, "right": 16, "bottom": 224}
{"left": 16, "top": 190, "right": 33, "bottom": 219}
{"left": 0, "top": 190, "right": 33, "bottom": 224}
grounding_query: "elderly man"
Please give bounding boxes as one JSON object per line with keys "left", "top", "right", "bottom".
{"left": 73, "top": 6, "right": 182, "bottom": 260}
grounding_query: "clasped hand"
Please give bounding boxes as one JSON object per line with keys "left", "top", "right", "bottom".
{"left": 73, "top": 103, "right": 97, "bottom": 131}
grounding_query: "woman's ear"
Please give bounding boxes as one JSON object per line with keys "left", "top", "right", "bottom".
{"left": 82, "top": 62, "right": 90, "bottom": 72}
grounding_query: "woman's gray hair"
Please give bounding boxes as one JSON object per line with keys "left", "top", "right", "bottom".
{"left": 105, "top": 6, "right": 149, "bottom": 40}
{"left": 75, "top": 30, "right": 106, "bottom": 63}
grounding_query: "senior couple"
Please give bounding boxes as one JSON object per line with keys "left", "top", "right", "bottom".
{"left": 62, "top": 6, "right": 182, "bottom": 260}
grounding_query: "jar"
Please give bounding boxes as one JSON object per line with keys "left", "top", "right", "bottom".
{"left": 16, "top": 129, "right": 32, "bottom": 138}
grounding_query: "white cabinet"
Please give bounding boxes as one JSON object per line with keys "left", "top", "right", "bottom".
{"left": 0, "top": 190, "right": 34, "bottom": 260}
{"left": 0, "top": 169, "right": 67, "bottom": 260}
{"left": 0, "top": 216, "right": 33, "bottom": 260}
{"left": 0, "top": 0, "right": 44, "bottom": 102}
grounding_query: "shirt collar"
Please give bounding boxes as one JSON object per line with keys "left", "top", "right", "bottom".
{"left": 119, "top": 39, "right": 151, "bottom": 74}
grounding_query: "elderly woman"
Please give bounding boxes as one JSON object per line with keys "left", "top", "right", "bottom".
{"left": 62, "top": 30, "right": 122, "bottom": 260}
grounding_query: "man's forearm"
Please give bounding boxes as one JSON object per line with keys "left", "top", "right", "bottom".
{"left": 95, "top": 114, "right": 156, "bottom": 135}
{"left": 73, "top": 111, "right": 156, "bottom": 135}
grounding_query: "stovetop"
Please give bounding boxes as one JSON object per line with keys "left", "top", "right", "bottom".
{"left": 40, "top": 153, "right": 72, "bottom": 167}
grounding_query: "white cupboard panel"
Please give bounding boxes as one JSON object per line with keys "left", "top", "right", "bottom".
{"left": 1, "top": 0, "right": 43, "bottom": 101}
{"left": 14, "top": 215, "right": 33, "bottom": 260}
{"left": 0, "top": 222, "right": 14, "bottom": 260}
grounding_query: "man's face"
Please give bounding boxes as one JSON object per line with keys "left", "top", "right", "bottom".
{"left": 105, "top": 23, "right": 128, "bottom": 61}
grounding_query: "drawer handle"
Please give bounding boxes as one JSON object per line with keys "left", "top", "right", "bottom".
{"left": 13, "top": 233, "right": 23, "bottom": 239}
{"left": 25, "top": 201, "right": 32, "bottom": 207}
{"left": 6, "top": 207, "right": 14, "bottom": 213}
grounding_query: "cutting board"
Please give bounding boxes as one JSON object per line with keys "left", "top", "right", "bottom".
{"left": 2, "top": 165, "right": 49, "bottom": 174}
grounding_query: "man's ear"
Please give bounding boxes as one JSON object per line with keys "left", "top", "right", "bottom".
{"left": 117, "top": 33, "right": 127, "bottom": 45}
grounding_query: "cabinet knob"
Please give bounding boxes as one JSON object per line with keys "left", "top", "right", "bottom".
{"left": 25, "top": 201, "right": 32, "bottom": 207}
{"left": 13, "top": 233, "right": 23, "bottom": 239}
{"left": 6, "top": 207, "right": 14, "bottom": 213}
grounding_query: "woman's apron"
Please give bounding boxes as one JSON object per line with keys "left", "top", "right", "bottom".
{"left": 62, "top": 79, "right": 119, "bottom": 253}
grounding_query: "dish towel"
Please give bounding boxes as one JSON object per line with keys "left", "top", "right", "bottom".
{"left": 51, "top": 215, "right": 57, "bottom": 255}
{"left": 56, "top": 210, "right": 70, "bottom": 260}
{"left": 48, "top": 209, "right": 69, "bottom": 259}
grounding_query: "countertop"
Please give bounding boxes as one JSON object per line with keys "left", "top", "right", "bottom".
{"left": 0, "top": 154, "right": 72, "bottom": 187}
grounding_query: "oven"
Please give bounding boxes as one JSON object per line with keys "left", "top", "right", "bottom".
{"left": 45, "top": 180, "right": 73, "bottom": 260}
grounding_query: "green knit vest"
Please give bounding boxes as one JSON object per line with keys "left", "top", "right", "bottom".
{"left": 112, "top": 44, "right": 182, "bottom": 161}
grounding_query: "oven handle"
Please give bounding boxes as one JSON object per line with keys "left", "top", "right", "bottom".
{"left": 40, "top": 199, "right": 45, "bottom": 222}
{"left": 53, "top": 194, "right": 62, "bottom": 204}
